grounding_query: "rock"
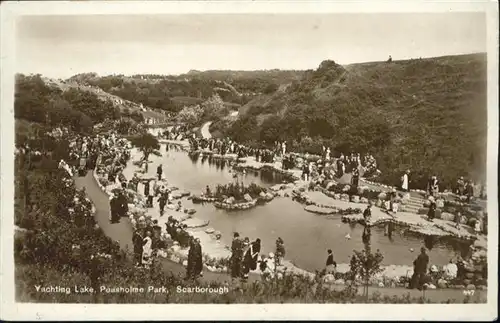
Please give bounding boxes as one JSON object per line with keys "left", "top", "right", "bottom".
{"left": 187, "top": 208, "right": 196, "bottom": 215}
{"left": 243, "top": 193, "right": 253, "bottom": 202}
{"left": 423, "top": 200, "right": 431, "bottom": 207}
{"left": 225, "top": 196, "right": 235, "bottom": 204}
{"left": 334, "top": 193, "right": 341, "bottom": 200}
{"left": 264, "top": 192, "right": 274, "bottom": 200}
{"left": 342, "top": 185, "right": 351, "bottom": 192}
{"left": 466, "top": 284, "right": 476, "bottom": 290}
{"left": 335, "top": 279, "right": 345, "bottom": 285}
{"left": 205, "top": 228, "right": 215, "bottom": 234}
{"left": 437, "top": 279, "right": 448, "bottom": 289}
{"left": 360, "top": 197, "right": 369, "bottom": 204}
{"left": 350, "top": 195, "right": 360, "bottom": 203}
{"left": 375, "top": 199, "right": 383, "bottom": 207}
{"left": 436, "top": 199, "right": 445, "bottom": 208}
{"left": 305, "top": 205, "right": 335, "bottom": 215}
{"left": 443, "top": 263, "right": 458, "bottom": 280}
{"left": 465, "top": 273, "right": 474, "bottom": 279}
{"left": 323, "top": 274, "right": 335, "bottom": 284}
{"left": 378, "top": 192, "right": 387, "bottom": 200}
{"left": 259, "top": 191, "right": 266, "bottom": 198}
{"left": 182, "top": 260, "right": 188, "bottom": 267}
{"left": 463, "top": 279, "right": 472, "bottom": 286}
{"left": 340, "top": 193, "right": 350, "bottom": 201}
{"left": 478, "top": 285, "right": 487, "bottom": 290}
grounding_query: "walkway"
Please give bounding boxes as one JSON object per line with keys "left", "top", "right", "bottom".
{"left": 74, "top": 171, "right": 486, "bottom": 303}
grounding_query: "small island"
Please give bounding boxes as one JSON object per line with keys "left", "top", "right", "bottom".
{"left": 193, "top": 182, "right": 275, "bottom": 210}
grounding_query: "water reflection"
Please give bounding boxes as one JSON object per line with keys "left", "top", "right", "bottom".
{"left": 186, "top": 149, "right": 286, "bottom": 186}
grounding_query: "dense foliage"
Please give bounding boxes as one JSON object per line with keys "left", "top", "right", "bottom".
{"left": 215, "top": 54, "right": 487, "bottom": 190}
{"left": 14, "top": 74, "right": 144, "bottom": 133}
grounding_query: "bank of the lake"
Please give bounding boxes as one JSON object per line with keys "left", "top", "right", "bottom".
{"left": 123, "top": 142, "right": 471, "bottom": 275}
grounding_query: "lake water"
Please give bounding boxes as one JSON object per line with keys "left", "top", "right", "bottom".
{"left": 142, "top": 143, "right": 469, "bottom": 272}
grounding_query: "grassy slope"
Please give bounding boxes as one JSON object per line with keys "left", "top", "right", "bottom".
{"left": 237, "top": 53, "right": 487, "bottom": 188}
{"left": 44, "top": 76, "right": 167, "bottom": 121}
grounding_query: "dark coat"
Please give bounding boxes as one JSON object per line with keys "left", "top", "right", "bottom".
{"left": 413, "top": 253, "right": 429, "bottom": 274}
{"left": 326, "top": 254, "right": 337, "bottom": 267}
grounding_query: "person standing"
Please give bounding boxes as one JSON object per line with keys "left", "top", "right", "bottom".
{"left": 143, "top": 180, "right": 152, "bottom": 207}
{"left": 427, "top": 198, "right": 437, "bottom": 222}
{"left": 158, "top": 191, "right": 169, "bottom": 215}
{"left": 186, "top": 239, "right": 196, "bottom": 280}
{"left": 409, "top": 247, "right": 429, "bottom": 290}
{"left": 242, "top": 238, "right": 261, "bottom": 280}
{"left": 351, "top": 168, "right": 360, "bottom": 187}
{"left": 157, "top": 164, "right": 163, "bottom": 181}
{"left": 186, "top": 238, "right": 203, "bottom": 280}
{"left": 230, "top": 232, "right": 243, "bottom": 280}
{"left": 117, "top": 191, "right": 129, "bottom": 219}
{"left": 109, "top": 194, "right": 120, "bottom": 224}
{"left": 142, "top": 231, "right": 153, "bottom": 269}
{"left": 325, "top": 249, "right": 337, "bottom": 274}
{"left": 456, "top": 176, "right": 465, "bottom": 195}
{"left": 130, "top": 173, "right": 140, "bottom": 192}
{"left": 427, "top": 175, "right": 439, "bottom": 197}
{"left": 363, "top": 204, "right": 372, "bottom": 223}
{"left": 132, "top": 229, "right": 144, "bottom": 267}
{"left": 401, "top": 170, "right": 410, "bottom": 192}
{"left": 465, "top": 180, "right": 474, "bottom": 203}
{"left": 302, "top": 163, "right": 310, "bottom": 182}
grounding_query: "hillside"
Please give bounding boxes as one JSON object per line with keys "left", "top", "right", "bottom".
{"left": 69, "top": 70, "right": 304, "bottom": 114}
{"left": 14, "top": 74, "right": 163, "bottom": 137}
{"left": 218, "top": 53, "right": 488, "bottom": 189}
{"left": 42, "top": 76, "right": 167, "bottom": 121}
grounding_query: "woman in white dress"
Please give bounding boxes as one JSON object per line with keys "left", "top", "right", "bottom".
{"left": 142, "top": 231, "right": 153, "bottom": 268}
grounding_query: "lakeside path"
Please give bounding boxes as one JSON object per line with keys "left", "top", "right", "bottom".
{"left": 74, "top": 170, "right": 486, "bottom": 303}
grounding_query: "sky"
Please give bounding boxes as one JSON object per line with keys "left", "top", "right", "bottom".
{"left": 15, "top": 13, "right": 487, "bottom": 78}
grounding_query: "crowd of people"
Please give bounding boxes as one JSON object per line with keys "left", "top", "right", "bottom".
{"left": 187, "top": 136, "right": 379, "bottom": 183}
{"left": 229, "top": 233, "right": 286, "bottom": 281}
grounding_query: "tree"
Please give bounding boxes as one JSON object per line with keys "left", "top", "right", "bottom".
{"left": 349, "top": 239, "right": 384, "bottom": 299}
{"left": 130, "top": 133, "right": 161, "bottom": 161}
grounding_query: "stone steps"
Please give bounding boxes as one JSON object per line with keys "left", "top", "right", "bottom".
{"left": 405, "top": 200, "right": 424, "bottom": 207}
{"left": 401, "top": 205, "right": 421, "bottom": 213}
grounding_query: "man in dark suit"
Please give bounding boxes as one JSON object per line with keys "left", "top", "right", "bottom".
{"left": 110, "top": 195, "right": 120, "bottom": 224}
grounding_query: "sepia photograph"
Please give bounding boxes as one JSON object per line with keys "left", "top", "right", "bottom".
{"left": 0, "top": 1, "right": 498, "bottom": 321}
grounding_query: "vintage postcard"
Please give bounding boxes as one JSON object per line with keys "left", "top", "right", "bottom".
{"left": 0, "top": 0, "right": 498, "bottom": 321}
